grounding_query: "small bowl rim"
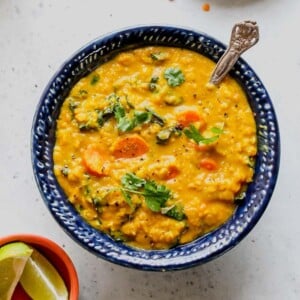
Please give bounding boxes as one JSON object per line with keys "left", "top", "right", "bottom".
{"left": 31, "top": 24, "right": 280, "bottom": 271}
{"left": 0, "top": 233, "right": 79, "bottom": 299}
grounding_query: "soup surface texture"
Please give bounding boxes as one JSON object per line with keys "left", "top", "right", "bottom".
{"left": 53, "top": 46, "right": 257, "bottom": 250}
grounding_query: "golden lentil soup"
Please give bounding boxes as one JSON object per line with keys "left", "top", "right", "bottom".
{"left": 53, "top": 46, "right": 257, "bottom": 250}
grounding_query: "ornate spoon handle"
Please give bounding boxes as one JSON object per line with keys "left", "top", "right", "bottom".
{"left": 210, "top": 20, "right": 259, "bottom": 85}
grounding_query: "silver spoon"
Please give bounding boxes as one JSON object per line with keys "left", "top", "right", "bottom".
{"left": 210, "top": 20, "right": 259, "bottom": 85}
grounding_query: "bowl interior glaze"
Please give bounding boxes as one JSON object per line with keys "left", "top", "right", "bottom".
{"left": 31, "top": 26, "right": 280, "bottom": 271}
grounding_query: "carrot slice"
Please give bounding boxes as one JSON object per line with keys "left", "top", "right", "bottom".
{"left": 82, "top": 146, "right": 110, "bottom": 176}
{"left": 177, "top": 111, "right": 204, "bottom": 128}
{"left": 112, "top": 135, "right": 149, "bottom": 158}
{"left": 198, "top": 158, "right": 218, "bottom": 171}
{"left": 163, "top": 165, "right": 180, "bottom": 180}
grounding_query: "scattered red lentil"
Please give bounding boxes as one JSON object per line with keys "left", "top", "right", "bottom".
{"left": 202, "top": 3, "right": 210, "bottom": 12}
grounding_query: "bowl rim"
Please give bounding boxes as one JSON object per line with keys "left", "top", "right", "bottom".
{"left": 0, "top": 233, "right": 79, "bottom": 298}
{"left": 31, "top": 24, "right": 280, "bottom": 271}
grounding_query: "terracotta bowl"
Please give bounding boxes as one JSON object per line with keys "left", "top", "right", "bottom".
{"left": 0, "top": 234, "right": 79, "bottom": 300}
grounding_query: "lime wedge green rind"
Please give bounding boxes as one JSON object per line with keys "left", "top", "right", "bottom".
{"left": 0, "top": 242, "right": 33, "bottom": 300}
{"left": 20, "top": 249, "right": 68, "bottom": 300}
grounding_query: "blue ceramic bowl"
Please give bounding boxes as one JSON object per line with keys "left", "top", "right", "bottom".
{"left": 31, "top": 25, "right": 280, "bottom": 271}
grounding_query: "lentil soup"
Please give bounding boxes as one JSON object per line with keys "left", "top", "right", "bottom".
{"left": 53, "top": 46, "right": 257, "bottom": 250}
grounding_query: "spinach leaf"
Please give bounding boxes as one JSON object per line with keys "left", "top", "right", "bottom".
{"left": 133, "top": 111, "right": 152, "bottom": 125}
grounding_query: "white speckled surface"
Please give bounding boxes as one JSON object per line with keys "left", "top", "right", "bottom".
{"left": 0, "top": 0, "right": 299, "bottom": 299}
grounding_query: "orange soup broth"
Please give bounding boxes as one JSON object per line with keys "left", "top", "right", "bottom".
{"left": 53, "top": 46, "right": 257, "bottom": 250}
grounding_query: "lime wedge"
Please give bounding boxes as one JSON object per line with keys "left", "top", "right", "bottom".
{"left": 0, "top": 242, "right": 33, "bottom": 300}
{"left": 20, "top": 248, "right": 68, "bottom": 300}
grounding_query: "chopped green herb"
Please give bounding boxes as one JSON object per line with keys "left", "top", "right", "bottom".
{"left": 234, "top": 185, "right": 248, "bottom": 203}
{"left": 113, "top": 102, "right": 134, "bottom": 131}
{"left": 149, "top": 76, "right": 159, "bottom": 92}
{"left": 92, "top": 198, "right": 103, "bottom": 213}
{"left": 84, "top": 93, "right": 162, "bottom": 132}
{"left": 143, "top": 181, "right": 171, "bottom": 212}
{"left": 110, "top": 230, "right": 128, "bottom": 242}
{"left": 146, "top": 108, "right": 165, "bottom": 126}
{"left": 82, "top": 185, "right": 91, "bottom": 197}
{"left": 120, "top": 173, "right": 171, "bottom": 213}
{"left": 79, "top": 89, "right": 88, "bottom": 95}
{"left": 97, "top": 106, "right": 114, "bottom": 126}
{"left": 121, "top": 173, "right": 146, "bottom": 191}
{"left": 68, "top": 100, "right": 79, "bottom": 113}
{"left": 121, "top": 189, "right": 133, "bottom": 207}
{"left": 184, "top": 124, "right": 222, "bottom": 145}
{"left": 114, "top": 103, "right": 152, "bottom": 132}
{"left": 161, "top": 204, "right": 185, "bottom": 221}
{"left": 118, "top": 117, "right": 136, "bottom": 132}
{"left": 210, "top": 127, "right": 224, "bottom": 135}
{"left": 61, "top": 165, "right": 69, "bottom": 177}
{"left": 247, "top": 156, "right": 256, "bottom": 169}
{"left": 114, "top": 102, "right": 126, "bottom": 119}
{"left": 78, "top": 89, "right": 88, "bottom": 99}
{"left": 90, "top": 74, "right": 100, "bottom": 85}
{"left": 92, "top": 197, "right": 102, "bottom": 208}
{"left": 133, "top": 111, "right": 152, "bottom": 125}
{"left": 156, "top": 126, "right": 182, "bottom": 144}
{"left": 112, "top": 102, "right": 128, "bottom": 128}
{"left": 150, "top": 52, "right": 167, "bottom": 61}
{"left": 164, "top": 67, "right": 185, "bottom": 87}
{"left": 79, "top": 124, "right": 94, "bottom": 131}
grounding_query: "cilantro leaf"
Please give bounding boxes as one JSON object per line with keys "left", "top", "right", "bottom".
{"left": 116, "top": 116, "right": 135, "bottom": 132}
{"left": 114, "top": 103, "right": 153, "bottom": 132}
{"left": 164, "top": 67, "right": 185, "bottom": 87}
{"left": 143, "top": 181, "right": 171, "bottom": 212}
{"left": 113, "top": 102, "right": 135, "bottom": 131}
{"left": 184, "top": 124, "right": 222, "bottom": 145}
{"left": 120, "top": 174, "right": 185, "bottom": 221}
{"left": 161, "top": 204, "right": 186, "bottom": 221}
{"left": 113, "top": 102, "right": 126, "bottom": 121}
{"left": 120, "top": 173, "right": 171, "bottom": 213}
{"left": 121, "top": 173, "right": 146, "bottom": 191}
{"left": 121, "top": 189, "right": 133, "bottom": 207}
